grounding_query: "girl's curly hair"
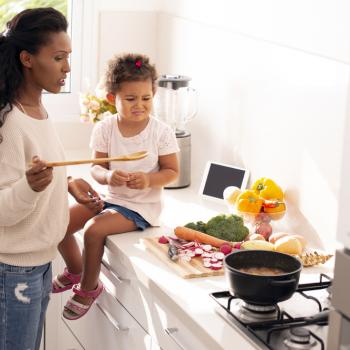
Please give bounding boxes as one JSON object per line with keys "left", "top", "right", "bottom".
{"left": 104, "top": 53, "right": 158, "bottom": 94}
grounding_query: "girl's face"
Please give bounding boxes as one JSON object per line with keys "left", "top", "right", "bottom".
{"left": 113, "top": 79, "right": 153, "bottom": 122}
{"left": 22, "top": 31, "right": 71, "bottom": 93}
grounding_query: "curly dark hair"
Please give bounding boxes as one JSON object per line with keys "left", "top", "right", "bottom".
{"left": 104, "top": 53, "right": 158, "bottom": 94}
{"left": 0, "top": 7, "right": 68, "bottom": 131}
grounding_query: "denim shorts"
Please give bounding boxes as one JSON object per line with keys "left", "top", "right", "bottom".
{"left": 103, "top": 202, "right": 150, "bottom": 230}
{"left": 0, "top": 262, "right": 52, "bottom": 350}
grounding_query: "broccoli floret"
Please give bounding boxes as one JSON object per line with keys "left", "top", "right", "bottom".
{"left": 184, "top": 221, "right": 206, "bottom": 233}
{"left": 205, "top": 214, "right": 249, "bottom": 242}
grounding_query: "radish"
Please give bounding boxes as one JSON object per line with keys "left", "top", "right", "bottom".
{"left": 210, "top": 262, "right": 223, "bottom": 270}
{"left": 220, "top": 244, "right": 232, "bottom": 255}
{"left": 181, "top": 241, "right": 195, "bottom": 248}
{"left": 158, "top": 236, "right": 169, "bottom": 244}
{"left": 203, "top": 261, "right": 212, "bottom": 268}
{"left": 194, "top": 248, "right": 204, "bottom": 256}
{"left": 201, "top": 244, "right": 213, "bottom": 252}
{"left": 213, "top": 252, "right": 225, "bottom": 260}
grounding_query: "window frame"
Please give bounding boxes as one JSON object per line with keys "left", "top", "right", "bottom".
{"left": 43, "top": 0, "right": 84, "bottom": 120}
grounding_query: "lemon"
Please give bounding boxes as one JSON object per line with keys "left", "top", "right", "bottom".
{"left": 223, "top": 186, "right": 241, "bottom": 206}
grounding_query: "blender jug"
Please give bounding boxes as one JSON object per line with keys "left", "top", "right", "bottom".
{"left": 154, "top": 75, "right": 197, "bottom": 188}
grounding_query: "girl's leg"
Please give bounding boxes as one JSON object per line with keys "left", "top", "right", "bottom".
{"left": 56, "top": 204, "right": 99, "bottom": 284}
{"left": 71, "top": 211, "right": 137, "bottom": 306}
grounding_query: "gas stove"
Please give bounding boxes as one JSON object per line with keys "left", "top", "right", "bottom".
{"left": 210, "top": 274, "right": 332, "bottom": 350}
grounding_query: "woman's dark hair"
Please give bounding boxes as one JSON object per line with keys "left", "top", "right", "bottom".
{"left": 104, "top": 53, "right": 158, "bottom": 94}
{"left": 0, "top": 7, "right": 68, "bottom": 129}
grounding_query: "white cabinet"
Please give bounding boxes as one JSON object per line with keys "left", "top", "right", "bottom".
{"left": 45, "top": 233, "right": 219, "bottom": 350}
{"left": 61, "top": 288, "right": 152, "bottom": 350}
{"left": 56, "top": 318, "right": 84, "bottom": 350}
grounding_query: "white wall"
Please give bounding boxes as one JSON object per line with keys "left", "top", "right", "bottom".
{"left": 56, "top": 0, "right": 350, "bottom": 248}
{"left": 154, "top": 0, "right": 350, "bottom": 248}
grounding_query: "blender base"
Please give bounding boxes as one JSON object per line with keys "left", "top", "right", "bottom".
{"left": 165, "top": 131, "right": 191, "bottom": 189}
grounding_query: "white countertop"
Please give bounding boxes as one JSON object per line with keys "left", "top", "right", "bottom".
{"left": 66, "top": 154, "right": 334, "bottom": 350}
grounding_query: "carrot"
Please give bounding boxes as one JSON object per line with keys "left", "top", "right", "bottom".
{"left": 174, "top": 226, "right": 231, "bottom": 248}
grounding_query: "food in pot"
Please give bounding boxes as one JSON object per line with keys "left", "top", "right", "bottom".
{"left": 238, "top": 266, "right": 286, "bottom": 276}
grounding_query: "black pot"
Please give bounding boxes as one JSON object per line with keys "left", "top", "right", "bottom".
{"left": 224, "top": 250, "right": 302, "bottom": 305}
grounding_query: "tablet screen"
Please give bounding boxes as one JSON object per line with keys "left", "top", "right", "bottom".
{"left": 201, "top": 162, "right": 248, "bottom": 200}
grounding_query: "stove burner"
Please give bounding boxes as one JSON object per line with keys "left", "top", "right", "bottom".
{"left": 231, "top": 299, "right": 279, "bottom": 323}
{"left": 284, "top": 327, "right": 317, "bottom": 349}
{"left": 242, "top": 301, "right": 277, "bottom": 313}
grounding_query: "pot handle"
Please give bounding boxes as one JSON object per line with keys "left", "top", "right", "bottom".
{"left": 269, "top": 278, "right": 296, "bottom": 286}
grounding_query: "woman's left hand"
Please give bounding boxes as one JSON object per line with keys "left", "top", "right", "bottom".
{"left": 126, "top": 172, "right": 150, "bottom": 190}
{"left": 68, "top": 177, "right": 104, "bottom": 212}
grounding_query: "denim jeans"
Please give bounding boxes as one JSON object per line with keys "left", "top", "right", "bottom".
{"left": 0, "top": 262, "right": 52, "bottom": 350}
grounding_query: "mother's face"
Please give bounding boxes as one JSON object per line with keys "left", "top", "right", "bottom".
{"left": 20, "top": 31, "right": 72, "bottom": 93}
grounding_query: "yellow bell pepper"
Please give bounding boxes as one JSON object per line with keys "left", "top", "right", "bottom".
{"left": 251, "top": 178, "right": 284, "bottom": 200}
{"left": 236, "top": 190, "right": 264, "bottom": 213}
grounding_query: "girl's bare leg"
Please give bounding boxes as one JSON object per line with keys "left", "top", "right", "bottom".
{"left": 73, "top": 211, "right": 137, "bottom": 305}
{"left": 57, "top": 204, "right": 99, "bottom": 281}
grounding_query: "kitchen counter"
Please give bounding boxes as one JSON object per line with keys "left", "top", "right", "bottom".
{"left": 65, "top": 158, "right": 334, "bottom": 350}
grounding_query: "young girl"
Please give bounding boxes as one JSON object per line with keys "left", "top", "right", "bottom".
{"left": 54, "top": 53, "right": 179, "bottom": 320}
{"left": 0, "top": 7, "right": 102, "bottom": 350}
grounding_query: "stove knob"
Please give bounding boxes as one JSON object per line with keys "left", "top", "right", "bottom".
{"left": 290, "top": 327, "right": 311, "bottom": 344}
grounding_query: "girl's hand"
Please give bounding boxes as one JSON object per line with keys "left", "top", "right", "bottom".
{"left": 26, "top": 156, "right": 53, "bottom": 192}
{"left": 68, "top": 177, "right": 104, "bottom": 213}
{"left": 126, "top": 172, "right": 150, "bottom": 190}
{"left": 106, "top": 170, "right": 130, "bottom": 186}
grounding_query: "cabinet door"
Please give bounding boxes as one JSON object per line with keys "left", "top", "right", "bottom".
{"left": 61, "top": 286, "right": 152, "bottom": 350}
{"left": 150, "top": 300, "right": 217, "bottom": 350}
{"left": 57, "top": 318, "right": 84, "bottom": 350}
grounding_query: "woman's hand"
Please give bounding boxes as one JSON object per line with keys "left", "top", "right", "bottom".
{"left": 126, "top": 172, "right": 150, "bottom": 190}
{"left": 26, "top": 156, "right": 53, "bottom": 192}
{"left": 68, "top": 177, "right": 103, "bottom": 212}
{"left": 105, "top": 170, "right": 130, "bottom": 186}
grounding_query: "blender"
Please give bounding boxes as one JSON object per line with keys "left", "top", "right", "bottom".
{"left": 154, "top": 75, "right": 197, "bottom": 188}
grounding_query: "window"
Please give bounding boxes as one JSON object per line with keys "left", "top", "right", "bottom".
{"left": 0, "top": 0, "right": 84, "bottom": 119}
{"left": 0, "top": 0, "right": 68, "bottom": 32}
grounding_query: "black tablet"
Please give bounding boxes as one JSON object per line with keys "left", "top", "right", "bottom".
{"left": 199, "top": 161, "right": 249, "bottom": 203}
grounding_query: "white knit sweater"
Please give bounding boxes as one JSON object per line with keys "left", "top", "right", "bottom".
{"left": 0, "top": 106, "right": 69, "bottom": 266}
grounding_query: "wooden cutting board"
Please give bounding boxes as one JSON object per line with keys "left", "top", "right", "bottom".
{"left": 142, "top": 237, "right": 225, "bottom": 279}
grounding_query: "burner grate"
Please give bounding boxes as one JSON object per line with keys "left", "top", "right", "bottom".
{"left": 210, "top": 274, "right": 332, "bottom": 350}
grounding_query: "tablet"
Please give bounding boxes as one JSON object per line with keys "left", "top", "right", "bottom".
{"left": 199, "top": 161, "right": 249, "bottom": 203}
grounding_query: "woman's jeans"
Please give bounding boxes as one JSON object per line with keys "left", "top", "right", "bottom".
{"left": 0, "top": 262, "right": 52, "bottom": 350}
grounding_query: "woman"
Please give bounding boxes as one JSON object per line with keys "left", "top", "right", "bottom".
{"left": 0, "top": 7, "right": 103, "bottom": 350}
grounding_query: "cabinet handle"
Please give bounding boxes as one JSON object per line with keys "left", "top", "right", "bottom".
{"left": 101, "top": 259, "right": 130, "bottom": 284}
{"left": 164, "top": 327, "right": 187, "bottom": 350}
{"left": 96, "top": 301, "right": 129, "bottom": 332}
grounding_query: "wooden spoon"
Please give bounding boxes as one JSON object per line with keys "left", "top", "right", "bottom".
{"left": 43, "top": 151, "right": 148, "bottom": 167}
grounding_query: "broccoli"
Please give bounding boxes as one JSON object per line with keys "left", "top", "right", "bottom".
{"left": 205, "top": 214, "right": 249, "bottom": 242}
{"left": 184, "top": 221, "right": 207, "bottom": 233}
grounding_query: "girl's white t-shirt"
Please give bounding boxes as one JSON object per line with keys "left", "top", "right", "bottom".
{"left": 89, "top": 114, "right": 179, "bottom": 226}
